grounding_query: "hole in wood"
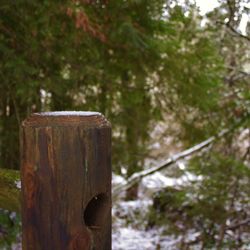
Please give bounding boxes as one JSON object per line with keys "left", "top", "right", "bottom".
{"left": 84, "top": 193, "right": 109, "bottom": 229}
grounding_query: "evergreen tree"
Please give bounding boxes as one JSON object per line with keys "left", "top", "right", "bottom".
{"left": 148, "top": 0, "right": 250, "bottom": 247}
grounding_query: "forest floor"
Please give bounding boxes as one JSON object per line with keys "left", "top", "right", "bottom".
{"left": 112, "top": 173, "right": 200, "bottom": 250}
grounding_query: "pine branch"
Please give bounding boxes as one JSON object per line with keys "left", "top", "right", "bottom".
{"left": 113, "top": 119, "right": 247, "bottom": 197}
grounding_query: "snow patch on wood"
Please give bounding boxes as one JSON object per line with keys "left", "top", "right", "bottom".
{"left": 37, "top": 111, "right": 101, "bottom": 116}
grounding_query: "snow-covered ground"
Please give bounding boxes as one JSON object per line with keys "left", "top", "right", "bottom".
{"left": 113, "top": 226, "right": 181, "bottom": 250}
{"left": 112, "top": 196, "right": 183, "bottom": 250}
{"left": 112, "top": 173, "right": 187, "bottom": 250}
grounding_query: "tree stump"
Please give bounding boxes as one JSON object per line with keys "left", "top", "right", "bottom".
{"left": 21, "top": 112, "right": 111, "bottom": 250}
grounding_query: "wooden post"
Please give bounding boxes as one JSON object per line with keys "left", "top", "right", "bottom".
{"left": 20, "top": 112, "right": 111, "bottom": 250}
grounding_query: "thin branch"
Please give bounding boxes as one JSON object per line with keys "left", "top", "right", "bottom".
{"left": 226, "top": 218, "right": 250, "bottom": 231}
{"left": 217, "top": 21, "right": 250, "bottom": 42}
{"left": 113, "top": 132, "right": 222, "bottom": 196}
{"left": 181, "top": 218, "right": 250, "bottom": 247}
{"left": 113, "top": 118, "right": 248, "bottom": 197}
{"left": 224, "top": 0, "right": 250, "bottom": 42}
{"left": 226, "top": 23, "right": 250, "bottom": 42}
{"left": 226, "top": 0, "right": 235, "bottom": 25}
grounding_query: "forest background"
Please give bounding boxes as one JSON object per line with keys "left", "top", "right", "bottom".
{"left": 0, "top": 0, "right": 249, "bottom": 249}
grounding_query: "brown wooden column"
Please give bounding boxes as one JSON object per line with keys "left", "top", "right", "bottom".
{"left": 20, "top": 112, "right": 111, "bottom": 250}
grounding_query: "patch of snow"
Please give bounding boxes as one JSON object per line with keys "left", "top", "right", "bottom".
{"left": 112, "top": 225, "right": 181, "bottom": 250}
{"left": 113, "top": 227, "right": 156, "bottom": 250}
{"left": 114, "top": 200, "right": 151, "bottom": 220}
{"left": 195, "top": 0, "right": 219, "bottom": 15}
{"left": 113, "top": 199, "right": 152, "bottom": 230}
{"left": 112, "top": 220, "right": 185, "bottom": 249}
{"left": 121, "top": 167, "right": 127, "bottom": 175}
{"left": 178, "top": 161, "right": 186, "bottom": 170}
{"left": 112, "top": 174, "right": 127, "bottom": 200}
{"left": 9, "top": 212, "right": 17, "bottom": 220}
{"left": 150, "top": 142, "right": 161, "bottom": 150}
{"left": 37, "top": 111, "right": 101, "bottom": 116}
{"left": 239, "top": 13, "right": 249, "bottom": 36}
{"left": 112, "top": 174, "right": 126, "bottom": 186}
{"left": 15, "top": 180, "right": 21, "bottom": 189}
{"left": 141, "top": 172, "right": 175, "bottom": 191}
{"left": 184, "top": 231, "right": 201, "bottom": 243}
{"left": 183, "top": 172, "right": 203, "bottom": 182}
{"left": 139, "top": 171, "right": 204, "bottom": 197}
{"left": 118, "top": 200, "right": 152, "bottom": 211}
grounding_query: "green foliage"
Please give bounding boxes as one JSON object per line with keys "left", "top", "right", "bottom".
{"left": 0, "top": 0, "right": 224, "bottom": 179}
{"left": 147, "top": 187, "right": 188, "bottom": 230}
{"left": 148, "top": 151, "right": 250, "bottom": 247}
{"left": 0, "top": 209, "right": 21, "bottom": 249}
{"left": 0, "top": 0, "right": 155, "bottom": 171}
{"left": 0, "top": 169, "right": 20, "bottom": 212}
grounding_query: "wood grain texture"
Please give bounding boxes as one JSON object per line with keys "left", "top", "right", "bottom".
{"left": 21, "top": 112, "right": 111, "bottom": 250}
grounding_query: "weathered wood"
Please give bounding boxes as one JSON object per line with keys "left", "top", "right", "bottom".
{"left": 21, "top": 112, "right": 111, "bottom": 250}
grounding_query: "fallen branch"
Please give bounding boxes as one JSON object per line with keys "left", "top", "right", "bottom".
{"left": 113, "top": 119, "right": 247, "bottom": 197}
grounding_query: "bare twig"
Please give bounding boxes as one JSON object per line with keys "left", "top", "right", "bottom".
{"left": 226, "top": 218, "right": 250, "bottom": 231}
{"left": 224, "top": 0, "right": 250, "bottom": 42}
{"left": 226, "top": 23, "right": 250, "bottom": 42}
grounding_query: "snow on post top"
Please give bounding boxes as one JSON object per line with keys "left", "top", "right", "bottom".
{"left": 22, "top": 111, "right": 110, "bottom": 128}
{"left": 38, "top": 111, "right": 101, "bottom": 116}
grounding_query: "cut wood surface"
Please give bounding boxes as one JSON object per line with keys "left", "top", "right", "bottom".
{"left": 21, "top": 112, "right": 111, "bottom": 250}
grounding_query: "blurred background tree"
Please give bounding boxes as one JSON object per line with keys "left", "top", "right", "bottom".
{"left": 0, "top": 0, "right": 223, "bottom": 195}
